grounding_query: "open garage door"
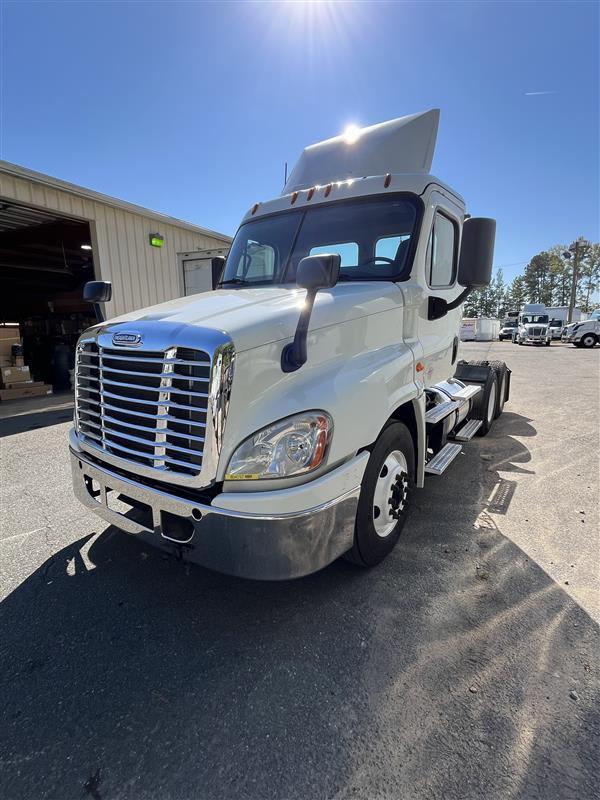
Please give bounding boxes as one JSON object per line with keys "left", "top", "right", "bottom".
{"left": 0, "top": 201, "right": 97, "bottom": 399}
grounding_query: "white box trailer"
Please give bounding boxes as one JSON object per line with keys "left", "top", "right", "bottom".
{"left": 460, "top": 317, "right": 500, "bottom": 341}
{"left": 460, "top": 318, "right": 477, "bottom": 341}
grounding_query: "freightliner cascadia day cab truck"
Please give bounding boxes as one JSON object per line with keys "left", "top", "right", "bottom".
{"left": 70, "top": 110, "right": 512, "bottom": 580}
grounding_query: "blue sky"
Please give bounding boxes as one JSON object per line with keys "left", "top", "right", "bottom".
{"left": 2, "top": 0, "right": 598, "bottom": 282}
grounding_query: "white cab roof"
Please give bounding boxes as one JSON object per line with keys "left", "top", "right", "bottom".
{"left": 243, "top": 172, "right": 464, "bottom": 224}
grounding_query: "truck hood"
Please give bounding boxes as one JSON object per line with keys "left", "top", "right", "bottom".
{"left": 102, "top": 283, "right": 404, "bottom": 353}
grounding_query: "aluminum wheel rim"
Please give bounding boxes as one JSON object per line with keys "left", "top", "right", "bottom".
{"left": 487, "top": 381, "right": 497, "bottom": 424}
{"left": 373, "top": 450, "right": 408, "bottom": 538}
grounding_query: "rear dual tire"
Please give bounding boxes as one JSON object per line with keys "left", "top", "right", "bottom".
{"left": 470, "top": 369, "right": 498, "bottom": 436}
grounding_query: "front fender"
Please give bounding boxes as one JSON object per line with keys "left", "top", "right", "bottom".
{"left": 218, "top": 309, "right": 421, "bottom": 483}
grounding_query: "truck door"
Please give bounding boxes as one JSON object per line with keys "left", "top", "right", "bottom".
{"left": 418, "top": 194, "right": 464, "bottom": 386}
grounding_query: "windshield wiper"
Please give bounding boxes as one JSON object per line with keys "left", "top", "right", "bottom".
{"left": 218, "top": 278, "right": 249, "bottom": 287}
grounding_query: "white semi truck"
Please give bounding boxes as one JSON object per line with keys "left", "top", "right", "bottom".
{"left": 70, "top": 110, "right": 511, "bottom": 579}
{"left": 513, "top": 303, "right": 552, "bottom": 346}
{"left": 567, "top": 309, "right": 600, "bottom": 348}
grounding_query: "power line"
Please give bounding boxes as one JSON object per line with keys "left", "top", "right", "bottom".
{"left": 493, "top": 260, "right": 529, "bottom": 269}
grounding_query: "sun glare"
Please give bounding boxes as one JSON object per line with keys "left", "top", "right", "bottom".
{"left": 343, "top": 124, "right": 362, "bottom": 144}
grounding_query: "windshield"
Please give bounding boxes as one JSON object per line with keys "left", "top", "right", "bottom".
{"left": 502, "top": 320, "right": 517, "bottom": 328}
{"left": 521, "top": 315, "right": 548, "bottom": 324}
{"left": 220, "top": 195, "right": 420, "bottom": 287}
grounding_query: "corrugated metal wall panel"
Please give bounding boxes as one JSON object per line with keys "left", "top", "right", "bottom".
{"left": 0, "top": 171, "right": 230, "bottom": 317}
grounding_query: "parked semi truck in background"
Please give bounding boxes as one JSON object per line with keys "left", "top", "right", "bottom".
{"left": 69, "top": 110, "right": 511, "bottom": 579}
{"left": 567, "top": 309, "right": 600, "bottom": 348}
{"left": 513, "top": 303, "right": 552, "bottom": 346}
{"left": 546, "top": 306, "right": 583, "bottom": 339}
{"left": 499, "top": 317, "right": 518, "bottom": 340}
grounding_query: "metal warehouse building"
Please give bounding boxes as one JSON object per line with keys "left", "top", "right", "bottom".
{"left": 0, "top": 161, "right": 231, "bottom": 397}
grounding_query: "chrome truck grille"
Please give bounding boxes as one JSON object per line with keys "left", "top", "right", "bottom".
{"left": 529, "top": 326, "right": 544, "bottom": 337}
{"left": 74, "top": 328, "right": 235, "bottom": 488}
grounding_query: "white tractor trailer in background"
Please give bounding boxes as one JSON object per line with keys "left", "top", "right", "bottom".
{"left": 70, "top": 109, "right": 511, "bottom": 580}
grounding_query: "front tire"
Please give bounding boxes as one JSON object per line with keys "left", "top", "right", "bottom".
{"left": 346, "top": 422, "right": 415, "bottom": 567}
{"left": 581, "top": 333, "right": 597, "bottom": 348}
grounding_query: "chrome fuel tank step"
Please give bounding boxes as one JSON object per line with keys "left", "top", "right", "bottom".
{"left": 424, "top": 442, "right": 462, "bottom": 475}
{"left": 452, "top": 419, "right": 483, "bottom": 441}
{"left": 444, "top": 383, "right": 481, "bottom": 402}
{"left": 425, "top": 400, "right": 460, "bottom": 425}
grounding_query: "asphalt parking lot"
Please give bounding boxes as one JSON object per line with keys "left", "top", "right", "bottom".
{"left": 1, "top": 340, "right": 598, "bottom": 800}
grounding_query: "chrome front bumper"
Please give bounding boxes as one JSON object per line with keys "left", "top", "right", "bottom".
{"left": 70, "top": 446, "right": 361, "bottom": 580}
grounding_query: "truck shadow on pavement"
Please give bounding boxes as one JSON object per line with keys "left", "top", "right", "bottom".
{"left": 0, "top": 411, "right": 598, "bottom": 800}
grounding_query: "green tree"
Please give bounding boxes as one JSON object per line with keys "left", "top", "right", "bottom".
{"left": 507, "top": 275, "right": 527, "bottom": 310}
{"left": 577, "top": 243, "right": 600, "bottom": 312}
{"left": 547, "top": 245, "right": 571, "bottom": 306}
{"left": 493, "top": 268, "right": 507, "bottom": 315}
{"left": 524, "top": 251, "right": 554, "bottom": 305}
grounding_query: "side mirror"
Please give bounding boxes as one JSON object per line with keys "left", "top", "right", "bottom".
{"left": 296, "top": 253, "right": 340, "bottom": 291}
{"left": 428, "top": 217, "right": 496, "bottom": 321}
{"left": 83, "top": 280, "right": 112, "bottom": 322}
{"left": 281, "top": 253, "right": 341, "bottom": 373}
{"left": 211, "top": 256, "right": 226, "bottom": 290}
{"left": 84, "top": 281, "right": 112, "bottom": 303}
{"left": 458, "top": 217, "right": 496, "bottom": 288}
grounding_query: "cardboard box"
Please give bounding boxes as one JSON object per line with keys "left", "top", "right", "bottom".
{"left": 0, "top": 366, "right": 31, "bottom": 386}
{"left": 2, "top": 380, "right": 45, "bottom": 389}
{"left": 0, "top": 326, "right": 20, "bottom": 341}
{"left": 0, "top": 338, "right": 20, "bottom": 358}
{"left": 0, "top": 384, "right": 53, "bottom": 401}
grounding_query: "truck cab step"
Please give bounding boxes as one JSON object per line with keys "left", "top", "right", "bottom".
{"left": 424, "top": 442, "right": 462, "bottom": 475}
{"left": 452, "top": 418, "right": 483, "bottom": 441}
{"left": 425, "top": 400, "right": 460, "bottom": 425}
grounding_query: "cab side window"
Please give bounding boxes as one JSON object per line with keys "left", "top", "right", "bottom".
{"left": 427, "top": 212, "right": 457, "bottom": 287}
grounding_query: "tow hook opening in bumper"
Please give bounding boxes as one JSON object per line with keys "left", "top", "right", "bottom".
{"left": 160, "top": 511, "right": 195, "bottom": 544}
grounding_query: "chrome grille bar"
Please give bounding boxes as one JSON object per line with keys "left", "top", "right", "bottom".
{"left": 76, "top": 341, "right": 211, "bottom": 478}
{"left": 79, "top": 352, "right": 210, "bottom": 367}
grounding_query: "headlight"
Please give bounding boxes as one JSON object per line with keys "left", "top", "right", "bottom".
{"left": 225, "top": 411, "right": 333, "bottom": 481}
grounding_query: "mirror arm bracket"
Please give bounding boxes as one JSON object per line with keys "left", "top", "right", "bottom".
{"left": 428, "top": 286, "right": 472, "bottom": 321}
{"left": 281, "top": 289, "right": 317, "bottom": 373}
{"left": 446, "top": 286, "right": 472, "bottom": 311}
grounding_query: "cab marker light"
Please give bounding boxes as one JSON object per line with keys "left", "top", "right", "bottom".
{"left": 416, "top": 361, "right": 425, "bottom": 373}
{"left": 384, "top": 173, "right": 392, "bottom": 188}
{"left": 307, "top": 187, "right": 315, "bottom": 201}
{"left": 324, "top": 183, "right": 332, "bottom": 197}
{"left": 291, "top": 191, "right": 299, "bottom": 204}
{"left": 251, "top": 203, "right": 260, "bottom": 215}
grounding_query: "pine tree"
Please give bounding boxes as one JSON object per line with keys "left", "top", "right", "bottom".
{"left": 507, "top": 276, "right": 527, "bottom": 310}
{"left": 577, "top": 243, "right": 600, "bottom": 312}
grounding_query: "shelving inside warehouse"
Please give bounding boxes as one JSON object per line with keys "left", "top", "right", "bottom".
{"left": 0, "top": 311, "right": 96, "bottom": 401}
